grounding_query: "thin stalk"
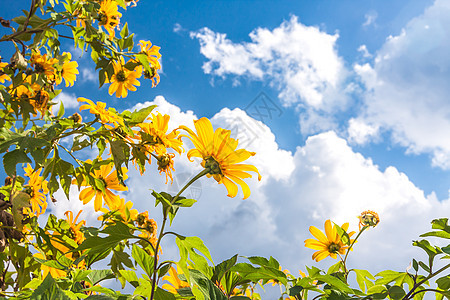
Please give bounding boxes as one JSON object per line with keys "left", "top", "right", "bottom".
{"left": 403, "top": 263, "right": 450, "bottom": 300}
{"left": 149, "top": 168, "right": 209, "bottom": 300}
{"left": 342, "top": 226, "right": 367, "bottom": 266}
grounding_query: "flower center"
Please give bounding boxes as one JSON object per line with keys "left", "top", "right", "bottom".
{"left": 116, "top": 70, "right": 127, "bottom": 82}
{"left": 35, "top": 63, "right": 45, "bottom": 73}
{"left": 328, "top": 243, "right": 341, "bottom": 253}
{"left": 157, "top": 154, "right": 172, "bottom": 170}
{"left": 98, "top": 13, "right": 108, "bottom": 25}
{"left": 204, "top": 156, "right": 222, "bottom": 175}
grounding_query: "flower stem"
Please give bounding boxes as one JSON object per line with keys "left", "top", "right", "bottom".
{"left": 149, "top": 168, "right": 209, "bottom": 300}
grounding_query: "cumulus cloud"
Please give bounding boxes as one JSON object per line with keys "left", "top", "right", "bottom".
{"left": 52, "top": 92, "right": 79, "bottom": 115}
{"left": 81, "top": 67, "right": 97, "bottom": 82}
{"left": 122, "top": 97, "right": 449, "bottom": 286}
{"left": 191, "top": 16, "right": 351, "bottom": 134}
{"left": 354, "top": 0, "right": 450, "bottom": 169}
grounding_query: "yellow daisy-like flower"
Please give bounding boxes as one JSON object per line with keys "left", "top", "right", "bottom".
{"left": 108, "top": 57, "right": 142, "bottom": 98}
{"left": 75, "top": 161, "right": 128, "bottom": 212}
{"left": 64, "top": 210, "right": 86, "bottom": 245}
{"left": 138, "top": 40, "right": 161, "bottom": 87}
{"left": 162, "top": 266, "right": 189, "bottom": 295}
{"left": 23, "top": 164, "right": 49, "bottom": 217}
{"left": 137, "top": 113, "right": 184, "bottom": 155}
{"left": 180, "top": 117, "right": 261, "bottom": 199}
{"left": 0, "top": 57, "right": 10, "bottom": 83}
{"left": 157, "top": 153, "right": 176, "bottom": 184}
{"left": 358, "top": 210, "right": 380, "bottom": 229}
{"left": 29, "top": 89, "right": 50, "bottom": 115}
{"left": 30, "top": 51, "right": 58, "bottom": 78}
{"left": 78, "top": 97, "right": 124, "bottom": 126}
{"left": 58, "top": 52, "right": 79, "bottom": 87}
{"left": 304, "top": 220, "right": 355, "bottom": 262}
{"left": 98, "top": 0, "right": 122, "bottom": 39}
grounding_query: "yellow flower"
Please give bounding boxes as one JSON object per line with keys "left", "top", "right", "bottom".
{"left": 358, "top": 210, "right": 380, "bottom": 229}
{"left": 58, "top": 52, "right": 79, "bottom": 87}
{"left": 304, "top": 220, "right": 355, "bottom": 262}
{"left": 0, "top": 57, "right": 10, "bottom": 83}
{"left": 162, "top": 266, "right": 189, "bottom": 295}
{"left": 98, "top": 0, "right": 121, "bottom": 39}
{"left": 23, "top": 164, "right": 49, "bottom": 217}
{"left": 75, "top": 161, "right": 128, "bottom": 211}
{"left": 30, "top": 51, "right": 58, "bottom": 78}
{"left": 157, "top": 153, "right": 175, "bottom": 184}
{"left": 180, "top": 118, "right": 261, "bottom": 199}
{"left": 137, "top": 113, "right": 184, "bottom": 155}
{"left": 136, "top": 211, "right": 158, "bottom": 249}
{"left": 108, "top": 57, "right": 142, "bottom": 98}
{"left": 29, "top": 89, "right": 50, "bottom": 115}
{"left": 64, "top": 210, "right": 86, "bottom": 245}
{"left": 78, "top": 97, "right": 124, "bottom": 126}
{"left": 138, "top": 40, "right": 161, "bottom": 87}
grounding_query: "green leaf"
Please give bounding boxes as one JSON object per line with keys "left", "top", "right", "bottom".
{"left": 76, "top": 222, "right": 136, "bottom": 253}
{"left": 87, "top": 269, "right": 115, "bottom": 286}
{"left": 3, "top": 149, "right": 31, "bottom": 176}
{"left": 352, "top": 269, "right": 375, "bottom": 293}
{"left": 437, "top": 276, "right": 450, "bottom": 290}
{"left": 189, "top": 269, "right": 227, "bottom": 300}
{"left": 315, "top": 274, "right": 353, "bottom": 293}
{"left": 211, "top": 255, "right": 238, "bottom": 286}
{"left": 11, "top": 191, "right": 31, "bottom": 231}
{"left": 131, "top": 244, "right": 154, "bottom": 279}
{"left": 388, "top": 285, "right": 406, "bottom": 300}
{"left": 30, "top": 273, "right": 71, "bottom": 300}
{"left": 118, "top": 270, "right": 139, "bottom": 288}
{"left": 173, "top": 198, "right": 197, "bottom": 208}
{"left": 128, "top": 105, "right": 156, "bottom": 124}
{"left": 334, "top": 223, "right": 351, "bottom": 245}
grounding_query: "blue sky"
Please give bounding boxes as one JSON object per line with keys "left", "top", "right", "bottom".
{"left": 4, "top": 0, "right": 450, "bottom": 297}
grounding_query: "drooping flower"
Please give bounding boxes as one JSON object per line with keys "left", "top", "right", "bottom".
{"left": 30, "top": 51, "right": 58, "bottom": 78}
{"left": 29, "top": 89, "right": 50, "bottom": 115}
{"left": 98, "top": 0, "right": 121, "bottom": 39}
{"left": 138, "top": 40, "right": 161, "bottom": 87}
{"left": 304, "top": 220, "right": 355, "bottom": 262}
{"left": 162, "top": 266, "right": 189, "bottom": 294}
{"left": 108, "top": 57, "right": 142, "bottom": 98}
{"left": 75, "top": 161, "right": 128, "bottom": 211}
{"left": 136, "top": 211, "right": 158, "bottom": 248}
{"left": 180, "top": 118, "right": 261, "bottom": 199}
{"left": 58, "top": 52, "right": 79, "bottom": 87}
{"left": 78, "top": 97, "right": 124, "bottom": 126}
{"left": 23, "top": 164, "right": 49, "bottom": 217}
{"left": 358, "top": 210, "right": 380, "bottom": 229}
{"left": 137, "top": 113, "right": 184, "bottom": 155}
{"left": 157, "top": 153, "right": 175, "bottom": 184}
{"left": 64, "top": 210, "right": 86, "bottom": 245}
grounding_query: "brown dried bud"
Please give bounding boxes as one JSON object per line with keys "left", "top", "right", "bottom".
{"left": 4, "top": 176, "right": 12, "bottom": 186}
{"left": 0, "top": 18, "right": 10, "bottom": 28}
{"left": 70, "top": 112, "right": 83, "bottom": 124}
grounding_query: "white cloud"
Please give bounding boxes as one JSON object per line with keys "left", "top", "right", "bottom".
{"left": 355, "top": 0, "right": 450, "bottom": 169}
{"left": 347, "top": 118, "right": 380, "bottom": 144}
{"left": 173, "top": 23, "right": 185, "bottom": 33}
{"left": 191, "top": 16, "right": 350, "bottom": 134}
{"left": 363, "top": 11, "right": 378, "bottom": 28}
{"left": 123, "top": 97, "right": 450, "bottom": 288}
{"left": 81, "top": 67, "right": 96, "bottom": 82}
{"left": 52, "top": 92, "right": 79, "bottom": 115}
{"left": 357, "top": 44, "right": 372, "bottom": 58}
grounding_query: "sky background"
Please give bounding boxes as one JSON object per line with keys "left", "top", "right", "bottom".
{"left": 3, "top": 0, "right": 450, "bottom": 298}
